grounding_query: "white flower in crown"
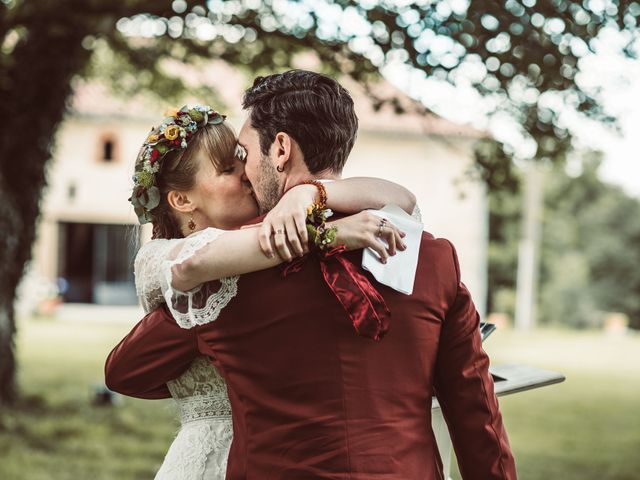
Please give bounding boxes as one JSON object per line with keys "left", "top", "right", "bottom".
{"left": 178, "top": 115, "right": 194, "bottom": 127}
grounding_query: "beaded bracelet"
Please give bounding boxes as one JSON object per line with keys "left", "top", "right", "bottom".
{"left": 302, "top": 179, "right": 328, "bottom": 209}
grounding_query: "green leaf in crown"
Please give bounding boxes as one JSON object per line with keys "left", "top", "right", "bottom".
{"left": 189, "top": 109, "right": 204, "bottom": 123}
{"left": 209, "top": 113, "right": 225, "bottom": 125}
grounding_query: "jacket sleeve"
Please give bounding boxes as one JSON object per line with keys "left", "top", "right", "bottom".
{"left": 104, "top": 306, "right": 200, "bottom": 399}
{"left": 433, "top": 241, "right": 518, "bottom": 479}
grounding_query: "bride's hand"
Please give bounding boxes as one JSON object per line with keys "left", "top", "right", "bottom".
{"left": 328, "top": 211, "right": 406, "bottom": 263}
{"left": 259, "top": 184, "right": 316, "bottom": 261}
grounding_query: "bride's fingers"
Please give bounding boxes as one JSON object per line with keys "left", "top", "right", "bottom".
{"left": 395, "top": 227, "right": 407, "bottom": 250}
{"left": 382, "top": 224, "right": 397, "bottom": 256}
{"left": 383, "top": 223, "right": 406, "bottom": 254}
{"left": 293, "top": 212, "right": 308, "bottom": 252}
{"left": 367, "top": 236, "right": 389, "bottom": 264}
{"left": 285, "top": 216, "right": 304, "bottom": 257}
{"left": 258, "top": 222, "right": 275, "bottom": 258}
{"left": 273, "top": 226, "right": 293, "bottom": 262}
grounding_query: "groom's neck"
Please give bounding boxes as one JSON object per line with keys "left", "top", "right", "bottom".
{"left": 284, "top": 169, "right": 341, "bottom": 191}
{"left": 312, "top": 169, "right": 341, "bottom": 181}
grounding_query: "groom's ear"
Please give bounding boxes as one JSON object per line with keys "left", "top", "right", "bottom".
{"left": 273, "top": 132, "right": 293, "bottom": 171}
{"left": 167, "top": 190, "right": 194, "bottom": 214}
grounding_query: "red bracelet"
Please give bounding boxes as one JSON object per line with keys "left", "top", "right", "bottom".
{"left": 302, "top": 180, "right": 327, "bottom": 209}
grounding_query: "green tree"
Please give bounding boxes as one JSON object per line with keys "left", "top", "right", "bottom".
{"left": 540, "top": 154, "right": 640, "bottom": 328}
{"left": 487, "top": 153, "right": 640, "bottom": 329}
{"left": 487, "top": 186, "right": 522, "bottom": 316}
{"left": 1, "top": 0, "right": 638, "bottom": 404}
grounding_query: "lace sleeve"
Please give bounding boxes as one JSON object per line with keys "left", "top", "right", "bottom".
{"left": 134, "top": 228, "right": 239, "bottom": 329}
{"left": 134, "top": 239, "right": 176, "bottom": 313}
{"left": 411, "top": 204, "right": 422, "bottom": 222}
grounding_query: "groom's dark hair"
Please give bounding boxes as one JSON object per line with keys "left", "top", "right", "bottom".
{"left": 242, "top": 70, "right": 358, "bottom": 174}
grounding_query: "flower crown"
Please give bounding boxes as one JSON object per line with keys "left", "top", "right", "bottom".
{"left": 129, "top": 105, "right": 226, "bottom": 225}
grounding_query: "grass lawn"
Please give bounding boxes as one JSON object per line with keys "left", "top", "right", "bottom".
{"left": 1, "top": 317, "right": 639, "bottom": 479}
{"left": 0, "top": 317, "right": 177, "bottom": 480}
{"left": 452, "top": 328, "right": 640, "bottom": 480}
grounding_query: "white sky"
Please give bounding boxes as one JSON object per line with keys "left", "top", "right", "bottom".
{"left": 572, "top": 31, "right": 640, "bottom": 197}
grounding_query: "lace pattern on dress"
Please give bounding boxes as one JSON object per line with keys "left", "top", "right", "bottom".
{"left": 167, "top": 357, "right": 232, "bottom": 422}
{"left": 160, "top": 356, "right": 233, "bottom": 478}
{"left": 176, "top": 397, "right": 232, "bottom": 424}
{"left": 154, "top": 417, "right": 233, "bottom": 480}
{"left": 133, "top": 227, "right": 239, "bottom": 329}
{"left": 411, "top": 204, "right": 422, "bottom": 222}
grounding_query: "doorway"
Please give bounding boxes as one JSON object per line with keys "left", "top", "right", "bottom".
{"left": 58, "top": 222, "right": 137, "bottom": 305}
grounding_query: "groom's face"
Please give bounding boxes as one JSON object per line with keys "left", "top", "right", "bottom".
{"left": 238, "top": 118, "right": 283, "bottom": 214}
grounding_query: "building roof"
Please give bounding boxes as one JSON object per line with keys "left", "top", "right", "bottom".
{"left": 70, "top": 81, "right": 159, "bottom": 121}
{"left": 342, "top": 76, "right": 484, "bottom": 138}
{"left": 70, "top": 62, "right": 483, "bottom": 139}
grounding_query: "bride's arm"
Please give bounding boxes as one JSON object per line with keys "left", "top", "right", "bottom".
{"left": 323, "top": 177, "right": 416, "bottom": 214}
{"left": 170, "top": 213, "right": 404, "bottom": 292}
{"left": 169, "top": 227, "right": 282, "bottom": 291}
{"left": 170, "top": 177, "right": 415, "bottom": 292}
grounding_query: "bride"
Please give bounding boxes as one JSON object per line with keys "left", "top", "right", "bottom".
{"left": 122, "top": 105, "right": 417, "bottom": 479}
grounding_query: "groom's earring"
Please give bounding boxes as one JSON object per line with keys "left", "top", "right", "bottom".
{"left": 188, "top": 211, "right": 196, "bottom": 232}
{"left": 276, "top": 164, "right": 284, "bottom": 173}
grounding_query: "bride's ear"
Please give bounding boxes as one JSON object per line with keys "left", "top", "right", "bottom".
{"left": 167, "top": 190, "right": 194, "bottom": 214}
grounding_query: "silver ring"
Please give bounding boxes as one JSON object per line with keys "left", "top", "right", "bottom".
{"left": 377, "top": 218, "right": 388, "bottom": 237}
{"left": 275, "top": 229, "right": 284, "bottom": 235}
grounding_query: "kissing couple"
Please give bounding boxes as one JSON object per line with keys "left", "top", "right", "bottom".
{"left": 105, "top": 70, "right": 517, "bottom": 479}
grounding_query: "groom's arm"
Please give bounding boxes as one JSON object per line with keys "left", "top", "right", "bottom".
{"left": 433, "top": 242, "right": 518, "bottom": 480}
{"left": 105, "top": 305, "right": 200, "bottom": 399}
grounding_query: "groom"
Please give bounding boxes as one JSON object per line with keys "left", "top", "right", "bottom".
{"left": 106, "top": 70, "right": 517, "bottom": 479}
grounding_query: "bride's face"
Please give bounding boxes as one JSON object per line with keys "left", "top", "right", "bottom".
{"left": 188, "top": 150, "right": 259, "bottom": 230}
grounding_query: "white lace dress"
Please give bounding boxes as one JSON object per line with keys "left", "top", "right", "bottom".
{"left": 134, "top": 227, "right": 239, "bottom": 480}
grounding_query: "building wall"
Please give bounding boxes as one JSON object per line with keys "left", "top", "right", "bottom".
{"left": 44, "top": 115, "right": 151, "bottom": 223}
{"left": 345, "top": 129, "right": 488, "bottom": 316}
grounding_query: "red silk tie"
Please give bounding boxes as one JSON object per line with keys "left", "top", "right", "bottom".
{"left": 282, "top": 246, "right": 391, "bottom": 341}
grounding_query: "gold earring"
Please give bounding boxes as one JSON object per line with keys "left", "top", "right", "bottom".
{"left": 188, "top": 211, "right": 196, "bottom": 232}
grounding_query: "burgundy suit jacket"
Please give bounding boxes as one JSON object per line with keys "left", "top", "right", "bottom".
{"left": 105, "top": 232, "right": 517, "bottom": 479}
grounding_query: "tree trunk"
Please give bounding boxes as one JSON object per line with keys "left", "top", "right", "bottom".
{"left": 0, "top": 278, "right": 17, "bottom": 405}
{"left": 0, "top": 0, "right": 203, "bottom": 404}
{"left": 0, "top": 7, "right": 92, "bottom": 404}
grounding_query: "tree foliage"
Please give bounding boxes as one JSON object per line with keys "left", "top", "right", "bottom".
{"left": 1, "top": 0, "right": 638, "bottom": 402}
{"left": 487, "top": 184, "right": 523, "bottom": 316}
{"left": 540, "top": 154, "right": 640, "bottom": 329}
{"left": 488, "top": 153, "right": 640, "bottom": 329}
